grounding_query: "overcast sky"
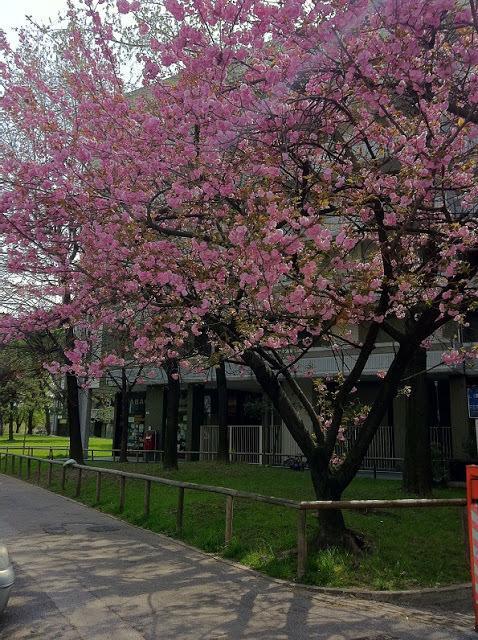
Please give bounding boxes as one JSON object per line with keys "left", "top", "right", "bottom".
{"left": 1, "top": 0, "right": 67, "bottom": 32}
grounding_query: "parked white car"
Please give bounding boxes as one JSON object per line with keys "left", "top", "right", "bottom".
{"left": 0, "top": 545, "right": 14, "bottom": 614}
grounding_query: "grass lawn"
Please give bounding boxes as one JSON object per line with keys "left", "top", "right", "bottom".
{"left": 0, "top": 434, "right": 112, "bottom": 457}
{"left": 3, "top": 458, "right": 468, "bottom": 590}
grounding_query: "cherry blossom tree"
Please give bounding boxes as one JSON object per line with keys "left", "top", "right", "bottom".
{"left": 2, "top": 0, "right": 478, "bottom": 547}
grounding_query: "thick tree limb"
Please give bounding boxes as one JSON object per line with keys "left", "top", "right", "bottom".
{"left": 241, "top": 349, "right": 316, "bottom": 458}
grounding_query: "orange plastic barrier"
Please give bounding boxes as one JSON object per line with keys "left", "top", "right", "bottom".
{"left": 466, "top": 465, "right": 478, "bottom": 631}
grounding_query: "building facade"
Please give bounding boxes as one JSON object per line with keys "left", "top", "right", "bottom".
{"left": 90, "top": 321, "right": 478, "bottom": 472}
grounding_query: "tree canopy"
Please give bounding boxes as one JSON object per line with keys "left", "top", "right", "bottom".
{"left": 1, "top": 0, "right": 478, "bottom": 543}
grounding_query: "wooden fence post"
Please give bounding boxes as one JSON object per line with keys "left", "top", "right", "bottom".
{"left": 61, "top": 466, "right": 66, "bottom": 491}
{"left": 47, "top": 461, "right": 53, "bottom": 487}
{"left": 136, "top": 451, "right": 140, "bottom": 463}
{"left": 95, "top": 471, "right": 102, "bottom": 503}
{"left": 297, "top": 509, "right": 307, "bottom": 580}
{"left": 119, "top": 475, "right": 126, "bottom": 512}
{"left": 11, "top": 455, "right": 15, "bottom": 474}
{"left": 176, "top": 487, "right": 185, "bottom": 534}
{"left": 18, "top": 457, "right": 23, "bottom": 478}
{"left": 75, "top": 468, "right": 82, "bottom": 497}
{"left": 4, "top": 452, "right": 8, "bottom": 472}
{"left": 225, "top": 495, "right": 234, "bottom": 545}
{"left": 49, "top": 447, "right": 53, "bottom": 460}
{"left": 37, "top": 459, "right": 41, "bottom": 482}
{"left": 27, "top": 457, "right": 31, "bottom": 480}
{"left": 144, "top": 479, "right": 151, "bottom": 517}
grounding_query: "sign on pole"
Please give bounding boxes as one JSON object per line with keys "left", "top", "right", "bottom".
{"left": 466, "top": 465, "right": 478, "bottom": 631}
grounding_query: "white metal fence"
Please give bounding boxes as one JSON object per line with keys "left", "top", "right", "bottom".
{"left": 334, "top": 425, "right": 396, "bottom": 471}
{"left": 200, "top": 424, "right": 397, "bottom": 467}
{"left": 200, "top": 424, "right": 284, "bottom": 464}
{"left": 332, "top": 425, "right": 453, "bottom": 471}
{"left": 430, "top": 425, "right": 453, "bottom": 460}
{"left": 200, "top": 424, "right": 453, "bottom": 470}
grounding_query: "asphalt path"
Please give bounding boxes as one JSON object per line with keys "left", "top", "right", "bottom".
{"left": 0, "top": 473, "right": 474, "bottom": 639}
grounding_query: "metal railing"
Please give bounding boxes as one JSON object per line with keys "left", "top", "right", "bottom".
{"left": 200, "top": 424, "right": 273, "bottom": 464}
{"left": 0, "top": 445, "right": 305, "bottom": 464}
{"left": 0, "top": 445, "right": 162, "bottom": 462}
{"left": 430, "top": 426, "right": 453, "bottom": 460}
{"left": 201, "top": 424, "right": 399, "bottom": 470}
{"left": 0, "top": 423, "right": 454, "bottom": 473}
{"left": 0, "top": 444, "right": 308, "bottom": 466}
{"left": 0, "top": 451, "right": 467, "bottom": 580}
{"left": 0, "top": 443, "right": 450, "bottom": 479}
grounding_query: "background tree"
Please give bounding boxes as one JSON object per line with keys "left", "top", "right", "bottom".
{"left": 0, "top": 343, "right": 52, "bottom": 439}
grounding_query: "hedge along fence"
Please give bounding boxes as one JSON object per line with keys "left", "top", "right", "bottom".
{"left": 0, "top": 452, "right": 468, "bottom": 580}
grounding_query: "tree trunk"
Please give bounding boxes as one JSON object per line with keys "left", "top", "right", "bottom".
{"left": 27, "top": 409, "right": 34, "bottom": 435}
{"left": 66, "top": 373, "right": 84, "bottom": 464}
{"left": 15, "top": 412, "right": 22, "bottom": 433}
{"left": 403, "top": 347, "right": 432, "bottom": 495}
{"left": 0, "top": 410, "right": 3, "bottom": 436}
{"left": 8, "top": 401, "right": 14, "bottom": 441}
{"left": 44, "top": 405, "right": 51, "bottom": 435}
{"left": 309, "top": 464, "right": 367, "bottom": 552}
{"left": 241, "top": 344, "right": 419, "bottom": 551}
{"left": 164, "top": 359, "right": 180, "bottom": 470}
{"left": 119, "top": 367, "right": 129, "bottom": 463}
{"left": 216, "top": 360, "right": 229, "bottom": 462}
{"left": 64, "top": 323, "right": 84, "bottom": 464}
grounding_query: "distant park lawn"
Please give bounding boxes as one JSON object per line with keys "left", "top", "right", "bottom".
{"left": 0, "top": 434, "right": 112, "bottom": 457}
{"left": 5, "top": 457, "right": 468, "bottom": 591}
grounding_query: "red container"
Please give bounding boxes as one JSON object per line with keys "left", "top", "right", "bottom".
{"left": 466, "top": 464, "right": 478, "bottom": 631}
{"left": 143, "top": 430, "right": 157, "bottom": 451}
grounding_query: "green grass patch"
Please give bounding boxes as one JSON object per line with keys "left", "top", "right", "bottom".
{"left": 0, "top": 434, "right": 112, "bottom": 458}
{"left": 3, "top": 458, "right": 468, "bottom": 590}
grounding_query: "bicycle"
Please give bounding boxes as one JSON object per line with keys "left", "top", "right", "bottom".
{"left": 282, "top": 455, "right": 307, "bottom": 471}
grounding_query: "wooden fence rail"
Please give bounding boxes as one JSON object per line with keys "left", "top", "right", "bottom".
{"left": 0, "top": 451, "right": 467, "bottom": 579}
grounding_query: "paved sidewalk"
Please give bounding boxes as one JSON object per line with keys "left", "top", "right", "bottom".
{"left": 0, "top": 473, "right": 474, "bottom": 639}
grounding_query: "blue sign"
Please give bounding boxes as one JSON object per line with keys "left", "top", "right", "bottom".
{"left": 468, "top": 387, "right": 478, "bottom": 419}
